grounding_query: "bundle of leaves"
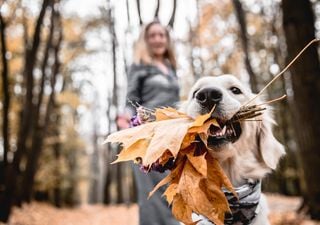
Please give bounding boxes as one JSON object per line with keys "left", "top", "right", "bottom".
{"left": 105, "top": 106, "right": 263, "bottom": 225}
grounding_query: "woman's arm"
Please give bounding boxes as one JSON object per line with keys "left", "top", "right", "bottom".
{"left": 117, "top": 64, "right": 146, "bottom": 129}
{"left": 125, "top": 64, "right": 146, "bottom": 115}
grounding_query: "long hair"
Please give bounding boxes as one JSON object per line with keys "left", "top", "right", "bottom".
{"left": 133, "top": 21, "right": 177, "bottom": 69}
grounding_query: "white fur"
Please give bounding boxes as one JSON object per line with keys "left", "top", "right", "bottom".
{"left": 180, "top": 75, "right": 285, "bottom": 224}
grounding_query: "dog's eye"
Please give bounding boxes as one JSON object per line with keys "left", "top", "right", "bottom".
{"left": 192, "top": 89, "right": 199, "bottom": 98}
{"left": 230, "top": 87, "right": 242, "bottom": 95}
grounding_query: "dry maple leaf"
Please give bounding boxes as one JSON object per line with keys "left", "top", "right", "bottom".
{"left": 149, "top": 147, "right": 234, "bottom": 225}
{"left": 105, "top": 107, "right": 235, "bottom": 225}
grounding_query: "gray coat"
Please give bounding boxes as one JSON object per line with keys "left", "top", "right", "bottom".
{"left": 126, "top": 63, "right": 180, "bottom": 114}
{"left": 126, "top": 63, "right": 180, "bottom": 225}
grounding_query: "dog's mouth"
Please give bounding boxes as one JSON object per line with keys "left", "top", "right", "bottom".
{"left": 207, "top": 118, "right": 242, "bottom": 148}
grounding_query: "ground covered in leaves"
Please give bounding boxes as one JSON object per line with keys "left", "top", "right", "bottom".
{"left": 4, "top": 194, "right": 320, "bottom": 225}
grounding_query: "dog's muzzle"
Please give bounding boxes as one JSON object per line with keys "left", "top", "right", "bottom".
{"left": 194, "top": 87, "right": 242, "bottom": 148}
{"left": 207, "top": 120, "right": 242, "bottom": 148}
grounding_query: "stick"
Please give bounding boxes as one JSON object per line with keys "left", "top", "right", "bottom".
{"left": 244, "top": 38, "right": 320, "bottom": 106}
{"left": 256, "top": 94, "right": 287, "bottom": 107}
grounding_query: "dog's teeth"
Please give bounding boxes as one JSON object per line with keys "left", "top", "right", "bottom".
{"left": 222, "top": 126, "right": 227, "bottom": 135}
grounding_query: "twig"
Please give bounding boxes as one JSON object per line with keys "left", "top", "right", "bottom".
{"left": 244, "top": 38, "right": 320, "bottom": 107}
{"left": 241, "top": 119, "right": 263, "bottom": 122}
{"left": 256, "top": 94, "right": 287, "bottom": 107}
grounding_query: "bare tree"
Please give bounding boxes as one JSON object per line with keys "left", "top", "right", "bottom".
{"left": 282, "top": 0, "right": 320, "bottom": 219}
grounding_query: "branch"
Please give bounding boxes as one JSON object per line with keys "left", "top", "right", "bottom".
{"left": 168, "top": 0, "right": 177, "bottom": 28}
{"left": 126, "top": 0, "right": 131, "bottom": 26}
{"left": 136, "top": 0, "right": 143, "bottom": 25}
{"left": 154, "top": 0, "right": 160, "bottom": 19}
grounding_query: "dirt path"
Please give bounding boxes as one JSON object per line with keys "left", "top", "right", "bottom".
{"left": 7, "top": 203, "right": 138, "bottom": 225}
{"left": 5, "top": 194, "right": 320, "bottom": 225}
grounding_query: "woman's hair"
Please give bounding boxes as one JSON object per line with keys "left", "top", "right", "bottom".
{"left": 133, "top": 20, "right": 176, "bottom": 69}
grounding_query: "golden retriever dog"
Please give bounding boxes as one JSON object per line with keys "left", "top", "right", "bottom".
{"left": 179, "top": 75, "right": 285, "bottom": 225}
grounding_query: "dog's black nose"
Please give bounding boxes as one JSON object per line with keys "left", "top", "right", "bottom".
{"left": 195, "top": 88, "right": 223, "bottom": 106}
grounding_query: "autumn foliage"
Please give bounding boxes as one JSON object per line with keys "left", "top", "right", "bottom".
{"left": 105, "top": 107, "right": 235, "bottom": 225}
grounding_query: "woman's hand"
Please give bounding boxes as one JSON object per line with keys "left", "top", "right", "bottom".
{"left": 116, "top": 113, "right": 131, "bottom": 129}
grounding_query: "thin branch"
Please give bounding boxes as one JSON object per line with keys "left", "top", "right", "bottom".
{"left": 168, "top": 0, "right": 177, "bottom": 28}
{"left": 256, "top": 94, "right": 287, "bottom": 107}
{"left": 244, "top": 38, "right": 320, "bottom": 106}
{"left": 136, "top": 0, "right": 143, "bottom": 25}
{"left": 154, "top": 0, "right": 160, "bottom": 19}
{"left": 126, "top": 0, "right": 131, "bottom": 26}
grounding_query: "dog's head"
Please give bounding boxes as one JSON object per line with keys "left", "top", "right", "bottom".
{"left": 180, "top": 75, "right": 285, "bottom": 171}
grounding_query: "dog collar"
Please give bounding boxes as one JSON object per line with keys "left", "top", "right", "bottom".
{"left": 223, "top": 180, "right": 261, "bottom": 225}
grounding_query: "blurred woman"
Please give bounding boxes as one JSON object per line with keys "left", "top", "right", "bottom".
{"left": 117, "top": 20, "right": 180, "bottom": 225}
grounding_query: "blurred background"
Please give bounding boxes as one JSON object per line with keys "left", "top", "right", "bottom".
{"left": 1, "top": 0, "right": 320, "bottom": 224}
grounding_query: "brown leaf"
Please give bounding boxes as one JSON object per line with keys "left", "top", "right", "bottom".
{"left": 177, "top": 160, "right": 224, "bottom": 225}
{"left": 172, "top": 194, "right": 194, "bottom": 224}
{"left": 186, "top": 151, "right": 207, "bottom": 177}
{"left": 163, "top": 183, "right": 178, "bottom": 205}
{"left": 189, "top": 118, "right": 219, "bottom": 134}
{"left": 180, "top": 133, "right": 197, "bottom": 149}
{"left": 143, "top": 118, "right": 192, "bottom": 166}
{"left": 112, "top": 139, "right": 149, "bottom": 164}
{"left": 105, "top": 121, "right": 158, "bottom": 148}
{"left": 149, "top": 156, "right": 186, "bottom": 198}
{"left": 106, "top": 116, "right": 194, "bottom": 166}
{"left": 155, "top": 107, "right": 190, "bottom": 121}
{"left": 207, "top": 153, "right": 236, "bottom": 196}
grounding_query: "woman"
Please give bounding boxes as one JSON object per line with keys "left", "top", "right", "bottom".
{"left": 117, "top": 21, "right": 180, "bottom": 225}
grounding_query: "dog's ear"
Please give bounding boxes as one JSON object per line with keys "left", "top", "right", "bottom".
{"left": 258, "top": 111, "right": 285, "bottom": 170}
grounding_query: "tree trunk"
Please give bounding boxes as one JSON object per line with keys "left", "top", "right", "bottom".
{"left": 0, "top": 8, "right": 10, "bottom": 178}
{"left": 53, "top": 121, "right": 62, "bottom": 208}
{"left": 232, "top": 0, "right": 258, "bottom": 93}
{"left": 282, "top": 0, "right": 320, "bottom": 219}
{"left": 21, "top": 16, "right": 62, "bottom": 202}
